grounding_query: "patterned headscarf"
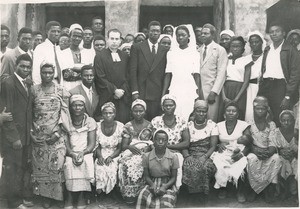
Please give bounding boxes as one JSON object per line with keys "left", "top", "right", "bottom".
{"left": 279, "top": 110, "right": 295, "bottom": 121}
{"left": 194, "top": 100, "right": 208, "bottom": 110}
{"left": 131, "top": 99, "right": 147, "bottom": 110}
{"left": 101, "top": 102, "right": 116, "bottom": 112}
{"left": 153, "top": 128, "right": 169, "bottom": 141}
{"left": 70, "top": 94, "right": 86, "bottom": 104}
{"left": 253, "top": 96, "right": 269, "bottom": 108}
{"left": 161, "top": 94, "right": 177, "bottom": 109}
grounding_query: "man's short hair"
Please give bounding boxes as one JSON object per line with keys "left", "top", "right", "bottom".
{"left": 81, "top": 65, "right": 94, "bottom": 75}
{"left": 16, "top": 54, "right": 32, "bottom": 66}
{"left": 148, "top": 21, "right": 161, "bottom": 30}
{"left": 1, "top": 24, "right": 10, "bottom": 34}
{"left": 32, "top": 31, "right": 42, "bottom": 37}
{"left": 93, "top": 35, "right": 106, "bottom": 43}
{"left": 107, "top": 29, "right": 122, "bottom": 38}
{"left": 202, "top": 23, "right": 216, "bottom": 36}
{"left": 83, "top": 27, "right": 93, "bottom": 31}
{"left": 18, "top": 27, "right": 32, "bottom": 39}
{"left": 92, "top": 16, "right": 103, "bottom": 23}
{"left": 45, "top": 21, "right": 61, "bottom": 33}
{"left": 268, "top": 21, "right": 286, "bottom": 33}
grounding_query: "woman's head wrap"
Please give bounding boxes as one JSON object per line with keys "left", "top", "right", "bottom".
{"left": 220, "top": 30, "right": 235, "bottom": 38}
{"left": 161, "top": 94, "right": 177, "bottom": 109}
{"left": 119, "top": 42, "right": 132, "bottom": 51}
{"left": 247, "top": 30, "right": 266, "bottom": 50}
{"left": 163, "top": 24, "right": 175, "bottom": 32}
{"left": 69, "top": 23, "right": 83, "bottom": 34}
{"left": 131, "top": 99, "right": 147, "bottom": 110}
{"left": 101, "top": 102, "right": 116, "bottom": 112}
{"left": 158, "top": 34, "right": 172, "bottom": 44}
{"left": 194, "top": 100, "right": 208, "bottom": 110}
{"left": 253, "top": 96, "right": 269, "bottom": 108}
{"left": 279, "top": 110, "right": 295, "bottom": 121}
{"left": 70, "top": 94, "right": 86, "bottom": 104}
{"left": 153, "top": 128, "right": 169, "bottom": 141}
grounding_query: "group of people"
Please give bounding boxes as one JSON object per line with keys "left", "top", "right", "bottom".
{"left": 0, "top": 15, "right": 299, "bottom": 209}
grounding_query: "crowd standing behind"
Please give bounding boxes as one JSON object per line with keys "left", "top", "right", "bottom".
{"left": 0, "top": 15, "right": 299, "bottom": 209}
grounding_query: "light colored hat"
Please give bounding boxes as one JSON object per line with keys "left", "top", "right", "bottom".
{"left": 279, "top": 110, "right": 295, "bottom": 121}
{"left": 161, "top": 94, "right": 177, "bottom": 109}
{"left": 163, "top": 24, "right": 175, "bottom": 32}
{"left": 134, "top": 32, "right": 146, "bottom": 39}
{"left": 131, "top": 99, "right": 147, "bottom": 110}
{"left": 220, "top": 29, "right": 235, "bottom": 37}
{"left": 70, "top": 94, "right": 86, "bottom": 104}
{"left": 101, "top": 102, "right": 116, "bottom": 112}
{"left": 119, "top": 42, "right": 132, "bottom": 51}
{"left": 69, "top": 23, "right": 83, "bottom": 34}
{"left": 158, "top": 34, "right": 172, "bottom": 43}
{"left": 253, "top": 96, "right": 269, "bottom": 108}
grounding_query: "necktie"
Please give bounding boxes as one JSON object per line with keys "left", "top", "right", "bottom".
{"left": 152, "top": 44, "right": 156, "bottom": 56}
{"left": 203, "top": 46, "right": 207, "bottom": 60}
{"left": 89, "top": 88, "right": 93, "bottom": 103}
{"left": 22, "top": 80, "right": 28, "bottom": 95}
{"left": 53, "top": 45, "right": 62, "bottom": 83}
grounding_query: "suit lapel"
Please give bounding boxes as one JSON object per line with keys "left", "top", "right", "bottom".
{"left": 104, "top": 48, "right": 114, "bottom": 66}
{"left": 79, "top": 85, "right": 92, "bottom": 114}
{"left": 13, "top": 75, "right": 28, "bottom": 101}
{"left": 140, "top": 41, "right": 153, "bottom": 68}
{"left": 149, "top": 45, "right": 165, "bottom": 73}
{"left": 201, "top": 42, "right": 215, "bottom": 67}
{"left": 91, "top": 86, "right": 99, "bottom": 113}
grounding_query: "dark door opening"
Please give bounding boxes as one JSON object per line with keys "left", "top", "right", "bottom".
{"left": 139, "top": 6, "right": 213, "bottom": 30}
{"left": 46, "top": 5, "right": 105, "bottom": 29}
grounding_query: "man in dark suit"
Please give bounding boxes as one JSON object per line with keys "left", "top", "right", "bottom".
{"left": 129, "top": 21, "right": 168, "bottom": 121}
{"left": 1, "top": 27, "right": 32, "bottom": 81}
{"left": 258, "top": 22, "right": 300, "bottom": 126}
{"left": 94, "top": 29, "right": 131, "bottom": 123}
{"left": 70, "top": 65, "right": 99, "bottom": 119}
{"left": 0, "top": 54, "right": 33, "bottom": 209}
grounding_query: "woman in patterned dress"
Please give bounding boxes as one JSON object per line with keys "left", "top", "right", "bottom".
{"left": 95, "top": 102, "right": 123, "bottom": 194}
{"left": 247, "top": 96, "right": 282, "bottom": 203}
{"left": 151, "top": 94, "right": 190, "bottom": 190}
{"left": 118, "top": 99, "right": 153, "bottom": 204}
{"left": 31, "top": 62, "right": 70, "bottom": 208}
{"left": 273, "top": 110, "right": 298, "bottom": 200}
{"left": 182, "top": 100, "right": 217, "bottom": 201}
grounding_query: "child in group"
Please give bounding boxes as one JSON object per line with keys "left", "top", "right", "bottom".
{"left": 121, "top": 128, "right": 153, "bottom": 158}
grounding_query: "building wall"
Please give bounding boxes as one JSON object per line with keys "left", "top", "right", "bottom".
{"left": 234, "top": 0, "right": 279, "bottom": 37}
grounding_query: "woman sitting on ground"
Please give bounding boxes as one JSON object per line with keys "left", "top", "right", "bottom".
{"left": 136, "top": 129, "right": 179, "bottom": 209}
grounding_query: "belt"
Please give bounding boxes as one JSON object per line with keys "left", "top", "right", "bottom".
{"left": 249, "top": 78, "right": 258, "bottom": 84}
{"left": 263, "top": 77, "right": 285, "bottom": 81}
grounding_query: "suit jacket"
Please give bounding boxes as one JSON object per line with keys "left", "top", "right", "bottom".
{"left": 261, "top": 41, "right": 300, "bottom": 101}
{"left": 0, "top": 74, "right": 32, "bottom": 149}
{"left": 0, "top": 47, "right": 22, "bottom": 81}
{"left": 129, "top": 41, "right": 167, "bottom": 101}
{"left": 69, "top": 84, "right": 99, "bottom": 118}
{"left": 199, "top": 41, "right": 228, "bottom": 98}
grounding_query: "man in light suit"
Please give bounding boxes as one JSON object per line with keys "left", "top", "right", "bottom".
{"left": 130, "top": 20, "right": 168, "bottom": 121}
{"left": 199, "top": 24, "right": 228, "bottom": 122}
{"left": 1, "top": 27, "right": 32, "bottom": 81}
{"left": 69, "top": 65, "right": 99, "bottom": 119}
{"left": 0, "top": 54, "right": 33, "bottom": 209}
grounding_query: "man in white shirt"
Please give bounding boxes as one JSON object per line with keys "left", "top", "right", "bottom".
{"left": 258, "top": 22, "right": 300, "bottom": 126}
{"left": 1, "top": 27, "right": 32, "bottom": 82}
{"left": 32, "top": 21, "right": 61, "bottom": 85}
{"left": 199, "top": 23, "right": 228, "bottom": 122}
{"left": 0, "top": 24, "right": 12, "bottom": 60}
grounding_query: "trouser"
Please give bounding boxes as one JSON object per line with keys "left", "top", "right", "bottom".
{"left": 112, "top": 98, "right": 131, "bottom": 124}
{"left": 144, "top": 100, "right": 162, "bottom": 121}
{"left": 3, "top": 145, "right": 32, "bottom": 208}
{"left": 258, "top": 78, "right": 286, "bottom": 126}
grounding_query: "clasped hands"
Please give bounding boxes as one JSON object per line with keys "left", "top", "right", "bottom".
{"left": 114, "top": 89, "right": 125, "bottom": 99}
{"left": 149, "top": 183, "right": 167, "bottom": 196}
{"left": 97, "top": 156, "right": 113, "bottom": 166}
{"left": 71, "top": 151, "right": 84, "bottom": 166}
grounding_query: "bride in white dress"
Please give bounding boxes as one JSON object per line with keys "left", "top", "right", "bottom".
{"left": 162, "top": 24, "right": 200, "bottom": 121}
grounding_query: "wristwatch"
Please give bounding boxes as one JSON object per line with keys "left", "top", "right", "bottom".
{"left": 285, "top": 96, "right": 290, "bottom": 100}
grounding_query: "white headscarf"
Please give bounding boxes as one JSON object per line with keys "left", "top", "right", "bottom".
{"left": 247, "top": 30, "right": 266, "bottom": 52}
{"left": 171, "top": 24, "right": 196, "bottom": 51}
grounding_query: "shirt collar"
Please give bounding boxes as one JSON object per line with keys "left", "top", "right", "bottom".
{"left": 17, "top": 46, "right": 27, "bottom": 54}
{"left": 14, "top": 72, "right": 26, "bottom": 85}
{"left": 148, "top": 39, "right": 159, "bottom": 50}
{"left": 270, "top": 40, "right": 284, "bottom": 51}
{"left": 149, "top": 148, "right": 173, "bottom": 160}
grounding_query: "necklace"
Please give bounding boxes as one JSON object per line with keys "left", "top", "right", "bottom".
{"left": 194, "top": 119, "right": 206, "bottom": 126}
{"left": 73, "top": 119, "right": 83, "bottom": 127}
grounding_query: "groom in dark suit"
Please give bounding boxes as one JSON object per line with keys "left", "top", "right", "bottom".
{"left": 0, "top": 54, "right": 33, "bottom": 209}
{"left": 129, "top": 21, "right": 167, "bottom": 121}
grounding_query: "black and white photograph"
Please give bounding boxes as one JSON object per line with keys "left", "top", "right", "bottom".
{"left": 0, "top": 0, "right": 299, "bottom": 208}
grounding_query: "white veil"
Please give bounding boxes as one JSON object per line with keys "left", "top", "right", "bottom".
{"left": 171, "top": 24, "right": 197, "bottom": 51}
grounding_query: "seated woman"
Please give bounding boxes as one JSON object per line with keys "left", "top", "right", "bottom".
{"left": 136, "top": 129, "right": 179, "bottom": 209}
{"left": 64, "top": 95, "right": 96, "bottom": 209}
{"left": 211, "top": 102, "right": 251, "bottom": 203}
{"left": 151, "top": 94, "right": 190, "bottom": 190}
{"left": 182, "top": 100, "right": 218, "bottom": 202}
{"left": 118, "top": 99, "right": 153, "bottom": 204}
{"left": 247, "top": 96, "right": 282, "bottom": 203}
{"left": 95, "top": 102, "right": 123, "bottom": 195}
{"left": 273, "top": 110, "right": 298, "bottom": 200}
{"left": 31, "top": 61, "right": 70, "bottom": 208}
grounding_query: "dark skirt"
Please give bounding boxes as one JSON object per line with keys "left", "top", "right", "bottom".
{"left": 219, "top": 80, "right": 247, "bottom": 121}
{"left": 182, "top": 138, "right": 216, "bottom": 194}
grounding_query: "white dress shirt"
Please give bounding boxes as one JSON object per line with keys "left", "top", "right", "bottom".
{"left": 147, "top": 39, "right": 158, "bottom": 54}
{"left": 81, "top": 83, "right": 93, "bottom": 103}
